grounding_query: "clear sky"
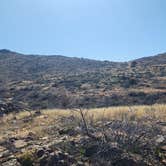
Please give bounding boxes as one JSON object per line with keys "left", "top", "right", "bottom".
{"left": 0, "top": 0, "right": 166, "bottom": 61}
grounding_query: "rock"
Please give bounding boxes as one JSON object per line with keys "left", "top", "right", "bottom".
{"left": 26, "top": 132, "right": 37, "bottom": 141}
{"left": 14, "top": 140, "right": 27, "bottom": 149}
{"left": 34, "top": 110, "right": 41, "bottom": 116}
{"left": 0, "top": 146, "right": 6, "bottom": 153}
{"left": 22, "top": 116, "right": 33, "bottom": 123}
{"left": 41, "top": 137, "right": 48, "bottom": 140}
{"left": 161, "top": 126, "right": 166, "bottom": 132}
{"left": 68, "top": 155, "right": 76, "bottom": 163}
{"left": 36, "top": 148, "right": 45, "bottom": 158}
{"left": 110, "top": 142, "right": 119, "bottom": 148}
{"left": 61, "top": 136, "right": 69, "bottom": 140}
{"left": 0, "top": 102, "right": 21, "bottom": 114}
{"left": 75, "top": 126, "right": 82, "bottom": 133}
{"left": 162, "top": 159, "right": 166, "bottom": 165}
{"left": 0, "top": 150, "right": 11, "bottom": 158}
{"left": 2, "top": 159, "right": 21, "bottom": 166}
{"left": 8, "top": 137, "right": 17, "bottom": 143}
{"left": 155, "top": 135, "right": 165, "bottom": 144}
{"left": 57, "top": 160, "right": 68, "bottom": 166}
{"left": 36, "top": 148, "right": 77, "bottom": 166}
{"left": 77, "top": 161, "right": 84, "bottom": 166}
{"left": 157, "top": 121, "right": 166, "bottom": 126}
{"left": 59, "top": 127, "right": 77, "bottom": 136}
{"left": 46, "top": 148, "right": 53, "bottom": 153}
{"left": 7, "top": 155, "right": 15, "bottom": 160}
{"left": 55, "top": 151, "right": 67, "bottom": 160}
{"left": 161, "top": 145, "right": 166, "bottom": 151}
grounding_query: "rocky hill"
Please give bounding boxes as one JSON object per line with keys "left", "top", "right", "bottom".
{"left": 0, "top": 49, "right": 166, "bottom": 110}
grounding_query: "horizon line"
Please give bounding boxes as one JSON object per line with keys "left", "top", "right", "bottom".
{"left": 0, "top": 48, "right": 165, "bottom": 63}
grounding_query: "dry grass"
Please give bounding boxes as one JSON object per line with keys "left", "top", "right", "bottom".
{"left": 86, "top": 104, "right": 166, "bottom": 122}
{"left": 0, "top": 104, "right": 166, "bottom": 142}
{"left": 40, "top": 104, "right": 166, "bottom": 122}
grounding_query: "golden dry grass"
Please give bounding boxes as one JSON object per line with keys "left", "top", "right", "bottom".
{"left": 0, "top": 104, "right": 166, "bottom": 142}
{"left": 85, "top": 104, "right": 166, "bottom": 121}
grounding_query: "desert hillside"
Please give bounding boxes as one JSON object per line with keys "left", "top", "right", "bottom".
{"left": 0, "top": 49, "right": 166, "bottom": 110}
{"left": 0, "top": 50, "right": 166, "bottom": 165}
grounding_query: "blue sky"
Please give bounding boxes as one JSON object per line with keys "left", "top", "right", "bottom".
{"left": 0, "top": 0, "right": 166, "bottom": 61}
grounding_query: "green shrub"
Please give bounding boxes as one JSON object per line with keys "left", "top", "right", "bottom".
{"left": 19, "top": 151, "right": 34, "bottom": 166}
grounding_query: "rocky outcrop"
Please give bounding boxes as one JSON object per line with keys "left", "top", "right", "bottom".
{"left": 0, "top": 102, "right": 21, "bottom": 115}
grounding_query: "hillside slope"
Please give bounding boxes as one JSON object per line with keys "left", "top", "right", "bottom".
{"left": 0, "top": 49, "right": 166, "bottom": 109}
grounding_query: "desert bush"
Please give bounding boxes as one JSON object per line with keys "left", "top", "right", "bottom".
{"left": 18, "top": 151, "right": 35, "bottom": 166}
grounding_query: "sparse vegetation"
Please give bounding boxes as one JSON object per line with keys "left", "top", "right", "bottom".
{"left": 0, "top": 50, "right": 166, "bottom": 110}
{"left": 0, "top": 105, "right": 166, "bottom": 165}
{"left": 0, "top": 50, "right": 166, "bottom": 165}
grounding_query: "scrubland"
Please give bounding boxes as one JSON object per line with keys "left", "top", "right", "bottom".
{"left": 0, "top": 104, "right": 166, "bottom": 165}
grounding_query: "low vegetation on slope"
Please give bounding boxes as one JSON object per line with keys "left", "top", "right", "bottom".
{"left": 0, "top": 50, "right": 166, "bottom": 110}
{"left": 0, "top": 105, "right": 166, "bottom": 165}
